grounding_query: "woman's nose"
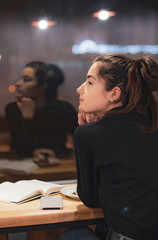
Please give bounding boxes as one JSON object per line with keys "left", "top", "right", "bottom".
{"left": 77, "top": 84, "right": 84, "bottom": 95}
{"left": 16, "top": 79, "right": 22, "bottom": 87}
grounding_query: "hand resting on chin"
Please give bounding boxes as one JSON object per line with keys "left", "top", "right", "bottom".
{"left": 16, "top": 97, "right": 36, "bottom": 119}
{"left": 78, "top": 108, "right": 99, "bottom": 126}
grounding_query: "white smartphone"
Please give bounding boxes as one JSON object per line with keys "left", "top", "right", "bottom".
{"left": 40, "top": 195, "right": 63, "bottom": 210}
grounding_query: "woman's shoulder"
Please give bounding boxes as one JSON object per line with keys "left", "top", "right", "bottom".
{"left": 74, "top": 120, "right": 104, "bottom": 137}
{"left": 5, "top": 101, "right": 18, "bottom": 113}
{"left": 75, "top": 111, "right": 138, "bottom": 137}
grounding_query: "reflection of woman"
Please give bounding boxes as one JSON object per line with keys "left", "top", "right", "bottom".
{"left": 5, "top": 61, "right": 78, "bottom": 159}
{"left": 62, "top": 54, "right": 158, "bottom": 240}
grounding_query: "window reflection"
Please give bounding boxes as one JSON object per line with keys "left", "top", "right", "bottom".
{"left": 0, "top": 0, "right": 158, "bottom": 181}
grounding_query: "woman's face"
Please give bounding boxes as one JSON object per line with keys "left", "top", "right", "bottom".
{"left": 16, "top": 67, "right": 39, "bottom": 100}
{"left": 77, "top": 62, "right": 113, "bottom": 118}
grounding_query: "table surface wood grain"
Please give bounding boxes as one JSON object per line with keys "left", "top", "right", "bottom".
{"left": 0, "top": 190, "right": 104, "bottom": 229}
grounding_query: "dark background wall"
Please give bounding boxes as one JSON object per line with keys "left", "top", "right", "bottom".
{"left": 0, "top": 0, "right": 158, "bottom": 115}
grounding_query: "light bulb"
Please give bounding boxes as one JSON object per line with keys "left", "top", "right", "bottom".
{"left": 98, "top": 10, "right": 109, "bottom": 20}
{"left": 38, "top": 20, "right": 48, "bottom": 30}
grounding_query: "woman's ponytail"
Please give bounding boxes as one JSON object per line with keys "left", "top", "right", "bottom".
{"left": 127, "top": 56, "right": 158, "bottom": 132}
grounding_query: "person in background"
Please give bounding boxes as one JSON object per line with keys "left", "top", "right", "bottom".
{"left": 61, "top": 53, "right": 158, "bottom": 240}
{"left": 5, "top": 61, "right": 78, "bottom": 159}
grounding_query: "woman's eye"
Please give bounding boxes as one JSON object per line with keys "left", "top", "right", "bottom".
{"left": 23, "top": 77, "right": 31, "bottom": 82}
{"left": 88, "top": 81, "right": 92, "bottom": 85}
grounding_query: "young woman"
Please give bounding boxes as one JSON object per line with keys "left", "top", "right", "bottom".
{"left": 62, "top": 54, "right": 158, "bottom": 240}
{"left": 5, "top": 61, "right": 78, "bottom": 159}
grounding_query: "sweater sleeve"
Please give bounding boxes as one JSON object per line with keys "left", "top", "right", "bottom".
{"left": 74, "top": 126, "right": 100, "bottom": 208}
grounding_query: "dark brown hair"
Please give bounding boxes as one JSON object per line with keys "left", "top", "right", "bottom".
{"left": 25, "top": 61, "right": 64, "bottom": 100}
{"left": 94, "top": 53, "right": 158, "bottom": 132}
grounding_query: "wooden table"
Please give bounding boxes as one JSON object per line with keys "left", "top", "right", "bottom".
{"left": 0, "top": 159, "right": 77, "bottom": 183}
{"left": 0, "top": 191, "right": 104, "bottom": 234}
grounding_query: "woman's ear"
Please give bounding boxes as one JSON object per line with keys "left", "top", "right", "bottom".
{"left": 110, "top": 87, "right": 121, "bottom": 102}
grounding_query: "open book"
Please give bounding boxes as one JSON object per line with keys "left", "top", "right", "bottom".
{"left": 0, "top": 159, "right": 39, "bottom": 175}
{"left": 0, "top": 179, "right": 64, "bottom": 204}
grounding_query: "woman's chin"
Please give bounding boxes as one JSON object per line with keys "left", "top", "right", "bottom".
{"left": 16, "top": 92, "right": 23, "bottom": 97}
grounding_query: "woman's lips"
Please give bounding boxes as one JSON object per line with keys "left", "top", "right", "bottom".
{"left": 16, "top": 90, "right": 23, "bottom": 97}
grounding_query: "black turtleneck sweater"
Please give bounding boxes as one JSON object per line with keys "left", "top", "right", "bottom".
{"left": 75, "top": 110, "right": 158, "bottom": 240}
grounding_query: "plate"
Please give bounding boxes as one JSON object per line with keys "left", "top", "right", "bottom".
{"left": 60, "top": 185, "right": 80, "bottom": 200}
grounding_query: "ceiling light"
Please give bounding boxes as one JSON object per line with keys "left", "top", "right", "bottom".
{"left": 31, "top": 19, "right": 56, "bottom": 30}
{"left": 38, "top": 20, "right": 48, "bottom": 29}
{"left": 92, "top": 9, "right": 116, "bottom": 21}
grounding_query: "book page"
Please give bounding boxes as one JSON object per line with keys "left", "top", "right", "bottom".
{"left": 0, "top": 181, "right": 43, "bottom": 203}
{"left": 0, "top": 159, "right": 39, "bottom": 175}
{"left": 0, "top": 179, "right": 64, "bottom": 203}
{"left": 15, "top": 180, "right": 64, "bottom": 196}
{"left": 0, "top": 160, "right": 11, "bottom": 169}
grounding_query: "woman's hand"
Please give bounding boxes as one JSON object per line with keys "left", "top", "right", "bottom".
{"left": 33, "top": 148, "right": 56, "bottom": 166}
{"left": 16, "top": 97, "right": 36, "bottom": 119}
{"left": 33, "top": 148, "right": 56, "bottom": 158}
{"left": 78, "top": 109, "right": 99, "bottom": 126}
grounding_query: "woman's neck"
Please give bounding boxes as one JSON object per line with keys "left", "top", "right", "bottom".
{"left": 35, "top": 94, "right": 47, "bottom": 110}
{"left": 97, "top": 102, "right": 123, "bottom": 119}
